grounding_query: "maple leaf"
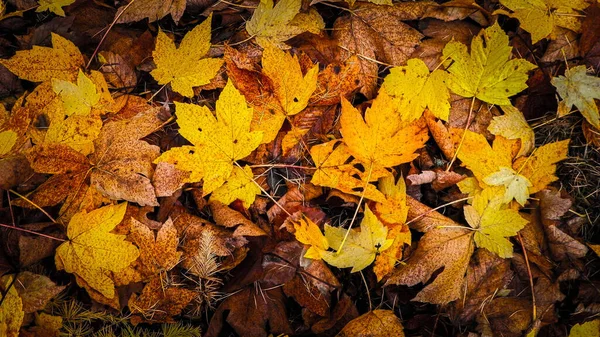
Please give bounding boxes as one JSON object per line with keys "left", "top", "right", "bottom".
{"left": 293, "top": 215, "right": 329, "bottom": 260}
{"left": 155, "top": 80, "right": 263, "bottom": 194}
{"left": 55, "top": 203, "right": 139, "bottom": 299}
{"left": 129, "top": 277, "right": 196, "bottom": 324}
{"left": 246, "top": 0, "right": 324, "bottom": 49}
{"left": 340, "top": 89, "right": 429, "bottom": 173}
{"left": 0, "top": 33, "right": 83, "bottom": 82}
{"left": 0, "top": 275, "right": 24, "bottom": 337}
{"left": 453, "top": 129, "right": 569, "bottom": 205}
{"left": 488, "top": 105, "right": 535, "bottom": 157}
{"left": 373, "top": 175, "right": 411, "bottom": 281}
{"left": 442, "top": 22, "right": 536, "bottom": 105}
{"left": 36, "top": 0, "right": 75, "bottom": 16}
{"left": 129, "top": 218, "right": 182, "bottom": 278}
{"left": 387, "top": 223, "right": 474, "bottom": 304}
{"left": 250, "top": 46, "right": 319, "bottom": 143}
{"left": 551, "top": 65, "right": 600, "bottom": 128}
{"left": 338, "top": 310, "right": 404, "bottom": 337}
{"left": 322, "top": 205, "right": 393, "bottom": 272}
{"left": 116, "top": 0, "right": 186, "bottom": 24}
{"left": 309, "top": 140, "right": 389, "bottom": 202}
{"left": 14, "top": 272, "right": 65, "bottom": 313}
{"left": 0, "top": 96, "right": 30, "bottom": 158}
{"left": 210, "top": 165, "right": 261, "bottom": 208}
{"left": 569, "top": 320, "right": 600, "bottom": 337}
{"left": 332, "top": 2, "right": 428, "bottom": 98}
{"left": 496, "top": 0, "right": 589, "bottom": 43}
{"left": 52, "top": 70, "right": 101, "bottom": 116}
{"left": 150, "top": 15, "right": 223, "bottom": 97}
{"left": 382, "top": 58, "right": 450, "bottom": 121}
{"left": 464, "top": 197, "right": 528, "bottom": 258}
{"left": 43, "top": 115, "right": 103, "bottom": 156}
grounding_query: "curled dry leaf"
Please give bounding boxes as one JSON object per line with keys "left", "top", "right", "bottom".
{"left": 338, "top": 310, "right": 404, "bottom": 337}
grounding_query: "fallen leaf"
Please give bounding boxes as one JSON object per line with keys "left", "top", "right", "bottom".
{"left": 210, "top": 165, "right": 260, "bottom": 208}
{"left": 150, "top": 15, "right": 223, "bottom": 97}
{"left": 36, "top": 0, "right": 74, "bottom": 16}
{"left": 206, "top": 286, "right": 292, "bottom": 337}
{"left": 338, "top": 310, "right": 405, "bottom": 337}
{"left": 129, "top": 218, "right": 182, "bottom": 278}
{"left": 246, "top": 0, "right": 324, "bottom": 49}
{"left": 387, "top": 224, "right": 474, "bottom": 304}
{"left": 442, "top": 22, "right": 536, "bottom": 105}
{"left": 322, "top": 205, "right": 393, "bottom": 273}
{"left": 54, "top": 203, "right": 140, "bottom": 299}
{"left": 483, "top": 166, "right": 532, "bottom": 206}
{"left": 52, "top": 70, "right": 101, "bottom": 116}
{"left": 382, "top": 58, "right": 450, "bottom": 121}
{"left": 495, "top": 0, "right": 588, "bottom": 43}
{"left": 0, "top": 97, "right": 31, "bottom": 159}
{"left": 0, "top": 275, "right": 24, "bottom": 337}
{"left": 341, "top": 89, "right": 429, "bottom": 173}
{"left": 129, "top": 277, "right": 196, "bottom": 324}
{"left": 569, "top": 320, "right": 600, "bottom": 336}
{"left": 488, "top": 105, "right": 535, "bottom": 157}
{"left": 0, "top": 32, "right": 83, "bottom": 82}
{"left": 551, "top": 65, "right": 600, "bottom": 128}
{"left": 116, "top": 0, "right": 186, "bottom": 24}
{"left": 155, "top": 80, "right": 263, "bottom": 194}
{"left": 332, "top": 2, "right": 429, "bottom": 97}
{"left": 293, "top": 214, "right": 329, "bottom": 260}
{"left": 464, "top": 196, "right": 528, "bottom": 258}
{"left": 14, "top": 271, "right": 65, "bottom": 313}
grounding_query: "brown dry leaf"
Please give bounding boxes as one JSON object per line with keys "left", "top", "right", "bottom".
{"left": 477, "top": 298, "right": 532, "bottom": 337}
{"left": 332, "top": 2, "right": 431, "bottom": 98}
{"left": 206, "top": 286, "right": 293, "bottom": 337}
{"left": 210, "top": 201, "right": 266, "bottom": 237}
{"left": 129, "top": 277, "right": 196, "bottom": 324}
{"left": 452, "top": 249, "right": 513, "bottom": 323}
{"left": 116, "top": 0, "right": 186, "bottom": 24}
{"left": 14, "top": 272, "right": 65, "bottom": 313}
{"left": 582, "top": 120, "right": 600, "bottom": 148}
{"left": 283, "top": 275, "right": 329, "bottom": 317}
{"left": 99, "top": 51, "right": 137, "bottom": 91}
{"left": 152, "top": 161, "right": 190, "bottom": 197}
{"left": 538, "top": 188, "right": 572, "bottom": 221}
{"left": 338, "top": 310, "right": 405, "bottom": 337}
{"left": 310, "top": 55, "right": 361, "bottom": 106}
{"left": 129, "top": 218, "right": 182, "bottom": 279}
{"left": 545, "top": 225, "right": 588, "bottom": 261}
{"left": 18, "top": 223, "right": 65, "bottom": 267}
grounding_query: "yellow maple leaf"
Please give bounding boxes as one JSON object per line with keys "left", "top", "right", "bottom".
{"left": 0, "top": 275, "right": 24, "bottom": 337}
{"left": 382, "top": 58, "right": 450, "bottom": 121}
{"left": 246, "top": 0, "right": 324, "bottom": 49}
{"left": 488, "top": 105, "right": 535, "bottom": 157}
{"left": 0, "top": 33, "right": 83, "bottom": 82}
{"left": 150, "top": 14, "right": 223, "bottom": 97}
{"left": 52, "top": 70, "right": 101, "bottom": 116}
{"left": 340, "top": 89, "right": 429, "bottom": 173}
{"left": 464, "top": 195, "right": 528, "bottom": 258}
{"left": 310, "top": 140, "right": 389, "bottom": 203}
{"left": 496, "top": 0, "right": 588, "bottom": 43}
{"left": 552, "top": 65, "right": 600, "bottom": 129}
{"left": 54, "top": 203, "right": 140, "bottom": 299}
{"left": 252, "top": 46, "right": 319, "bottom": 143}
{"left": 155, "top": 80, "right": 263, "bottom": 194}
{"left": 373, "top": 175, "right": 411, "bottom": 281}
{"left": 0, "top": 96, "right": 30, "bottom": 158}
{"left": 569, "top": 320, "right": 600, "bottom": 337}
{"left": 210, "top": 165, "right": 261, "bottom": 208}
{"left": 442, "top": 22, "right": 536, "bottom": 105}
{"left": 36, "top": 0, "right": 75, "bottom": 16}
{"left": 293, "top": 215, "right": 329, "bottom": 260}
{"left": 44, "top": 115, "right": 103, "bottom": 155}
{"left": 322, "top": 205, "right": 394, "bottom": 272}
{"left": 454, "top": 129, "right": 569, "bottom": 205}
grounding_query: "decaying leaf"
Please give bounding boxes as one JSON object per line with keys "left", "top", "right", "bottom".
{"left": 36, "top": 0, "right": 75, "bottom": 16}
{"left": 488, "top": 105, "right": 535, "bottom": 157}
{"left": 496, "top": 0, "right": 588, "bottom": 43}
{"left": 54, "top": 203, "right": 140, "bottom": 299}
{"left": 0, "top": 275, "right": 24, "bottom": 337}
{"left": 129, "top": 218, "right": 182, "bottom": 278}
{"left": 14, "top": 272, "right": 65, "bottom": 313}
{"left": 552, "top": 65, "right": 600, "bottom": 128}
{"left": 151, "top": 15, "right": 223, "bottom": 97}
{"left": 116, "top": 0, "right": 186, "bottom": 24}
{"left": 0, "top": 33, "right": 83, "bottom": 82}
{"left": 129, "top": 277, "right": 196, "bottom": 324}
{"left": 246, "top": 0, "right": 324, "bottom": 49}
{"left": 338, "top": 310, "right": 404, "bottom": 337}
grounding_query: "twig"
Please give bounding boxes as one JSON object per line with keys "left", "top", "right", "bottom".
{"left": 517, "top": 232, "right": 537, "bottom": 321}
{"left": 0, "top": 223, "right": 66, "bottom": 242}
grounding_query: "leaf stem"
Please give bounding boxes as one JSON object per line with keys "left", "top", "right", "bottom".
{"left": 0, "top": 223, "right": 66, "bottom": 242}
